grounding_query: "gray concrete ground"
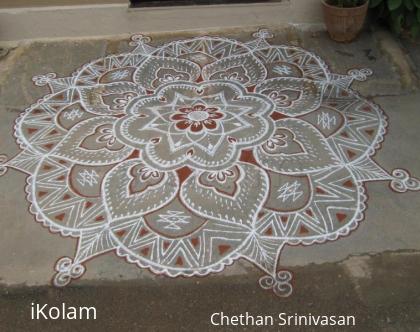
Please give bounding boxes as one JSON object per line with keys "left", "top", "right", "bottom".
{"left": 0, "top": 26, "right": 419, "bottom": 331}
{"left": 401, "top": 36, "right": 420, "bottom": 83}
{"left": 2, "top": 252, "right": 420, "bottom": 331}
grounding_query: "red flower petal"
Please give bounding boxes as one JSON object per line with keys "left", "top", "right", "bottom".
{"left": 176, "top": 120, "right": 191, "bottom": 130}
{"left": 178, "top": 107, "right": 193, "bottom": 114}
{"left": 206, "top": 107, "right": 218, "bottom": 112}
{"left": 171, "top": 113, "right": 187, "bottom": 121}
{"left": 193, "top": 104, "right": 206, "bottom": 112}
{"left": 209, "top": 112, "right": 223, "bottom": 119}
{"left": 190, "top": 121, "right": 203, "bottom": 132}
{"left": 204, "top": 120, "right": 217, "bottom": 130}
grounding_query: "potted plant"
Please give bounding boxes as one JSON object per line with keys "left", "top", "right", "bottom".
{"left": 322, "top": 0, "right": 369, "bottom": 42}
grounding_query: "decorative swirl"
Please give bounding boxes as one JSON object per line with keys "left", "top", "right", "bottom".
{"left": 252, "top": 29, "right": 274, "bottom": 40}
{"left": 129, "top": 34, "right": 152, "bottom": 47}
{"left": 32, "top": 73, "right": 57, "bottom": 86}
{"left": 52, "top": 257, "right": 86, "bottom": 287}
{"left": 390, "top": 169, "right": 420, "bottom": 193}
{"left": 259, "top": 270, "right": 293, "bottom": 297}
{"left": 347, "top": 68, "right": 373, "bottom": 81}
{"left": 0, "top": 155, "right": 8, "bottom": 176}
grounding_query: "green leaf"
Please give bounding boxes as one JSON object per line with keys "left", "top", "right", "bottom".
{"left": 411, "top": 22, "right": 420, "bottom": 36}
{"left": 378, "top": 1, "right": 387, "bottom": 17}
{"left": 370, "top": 0, "right": 383, "bottom": 7}
{"left": 404, "top": 0, "right": 414, "bottom": 10}
{"left": 387, "top": 0, "right": 403, "bottom": 10}
{"left": 418, "top": 8, "right": 420, "bottom": 21}
{"left": 406, "top": 10, "right": 416, "bottom": 24}
{"left": 390, "top": 12, "right": 404, "bottom": 33}
{"left": 414, "top": 0, "right": 420, "bottom": 8}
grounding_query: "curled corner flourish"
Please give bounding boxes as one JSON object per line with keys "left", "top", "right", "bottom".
{"left": 53, "top": 257, "right": 86, "bottom": 287}
{"left": 259, "top": 270, "right": 293, "bottom": 297}
{"left": 389, "top": 169, "right": 420, "bottom": 193}
{"left": 347, "top": 68, "right": 373, "bottom": 81}
{"left": 32, "top": 72, "right": 57, "bottom": 87}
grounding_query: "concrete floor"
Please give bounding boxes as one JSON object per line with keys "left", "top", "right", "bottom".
{"left": 2, "top": 252, "right": 420, "bottom": 331}
{"left": 0, "top": 26, "right": 419, "bottom": 331}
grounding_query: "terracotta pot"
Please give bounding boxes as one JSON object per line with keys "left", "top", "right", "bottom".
{"left": 322, "top": 1, "right": 368, "bottom": 42}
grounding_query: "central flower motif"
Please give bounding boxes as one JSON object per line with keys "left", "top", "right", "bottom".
{"left": 171, "top": 104, "right": 223, "bottom": 132}
{"left": 117, "top": 80, "right": 275, "bottom": 170}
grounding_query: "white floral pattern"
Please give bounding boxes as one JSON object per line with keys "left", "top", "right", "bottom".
{"left": 117, "top": 80, "right": 274, "bottom": 170}
{"left": 0, "top": 30, "right": 419, "bottom": 297}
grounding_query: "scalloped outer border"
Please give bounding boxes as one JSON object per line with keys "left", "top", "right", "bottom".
{"left": 1, "top": 31, "right": 400, "bottom": 293}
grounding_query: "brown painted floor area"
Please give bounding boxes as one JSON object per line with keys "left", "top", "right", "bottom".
{"left": 0, "top": 0, "right": 127, "bottom": 8}
{"left": 1, "top": 251, "right": 420, "bottom": 331}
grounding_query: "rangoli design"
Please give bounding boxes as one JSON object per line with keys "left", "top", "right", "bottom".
{"left": 1, "top": 30, "right": 419, "bottom": 296}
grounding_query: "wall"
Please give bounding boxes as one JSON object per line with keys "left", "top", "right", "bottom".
{"left": 0, "top": 0, "right": 323, "bottom": 41}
